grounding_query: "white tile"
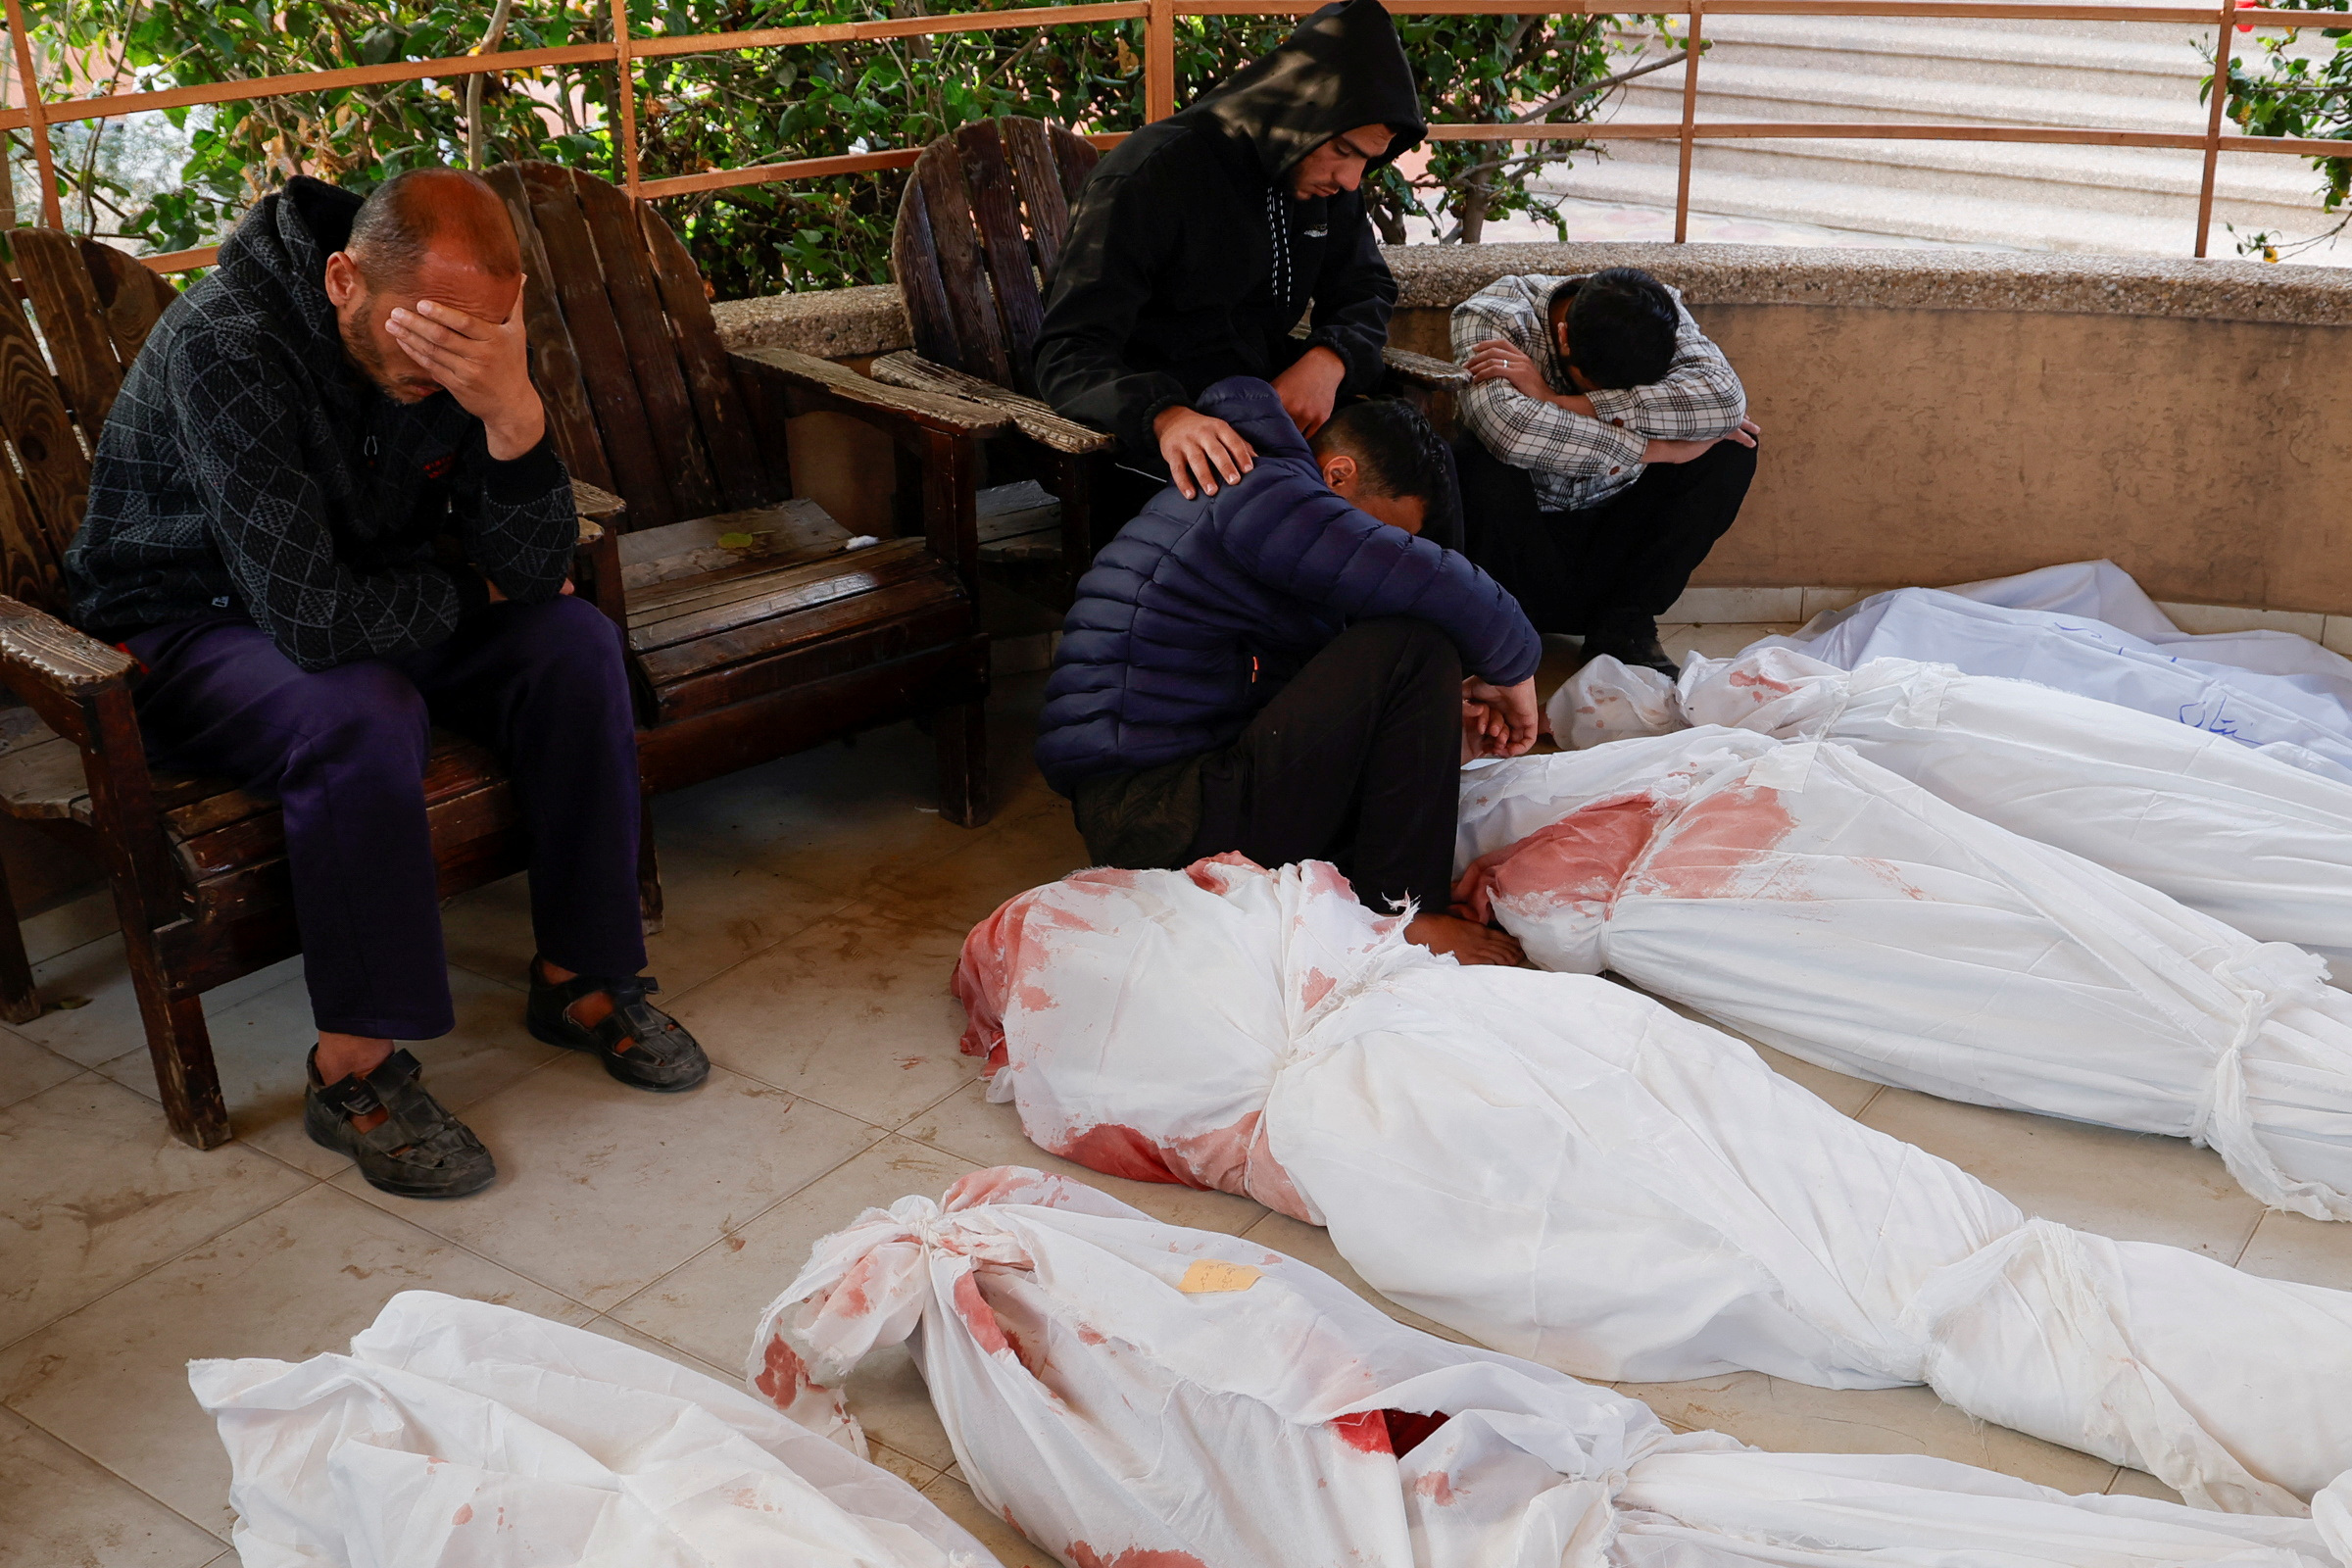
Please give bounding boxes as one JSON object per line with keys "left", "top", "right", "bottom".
{"left": 439, "top": 838, "right": 847, "bottom": 1002}
{"left": 864, "top": 798, "right": 1094, "bottom": 937}
{"left": 1661, "top": 586, "right": 1803, "bottom": 623}
{"left": 2323, "top": 615, "right": 2352, "bottom": 662}
{"left": 0, "top": 1027, "right": 79, "bottom": 1110}
{"left": 667, "top": 904, "right": 984, "bottom": 1129}
{"left": 2235, "top": 1206, "right": 2352, "bottom": 1291}
{"left": 1800, "top": 586, "right": 1885, "bottom": 618}
{"left": 333, "top": 1055, "right": 884, "bottom": 1309}
{"left": 97, "top": 965, "right": 560, "bottom": 1180}
{"left": 2155, "top": 602, "right": 2327, "bottom": 641}
{"left": 0, "top": 1073, "right": 313, "bottom": 1348}
{"left": 904, "top": 1080, "right": 1268, "bottom": 1237}
{"left": 19, "top": 887, "right": 117, "bottom": 967}
{"left": 612, "top": 1136, "right": 978, "bottom": 1468}
{"left": 0, "top": 1183, "right": 587, "bottom": 1537}
{"left": 10, "top": 938, "right": 300, "bottom": 1070}
{"left": 0, "top": 1405, "right": 224, "bottom": 1566}
{"left": 1613, "top": 1371, "right": 2119, "bottom": 1494}
{"left": 1856, "top": 1087, "right": 2265, "bottom": 1261}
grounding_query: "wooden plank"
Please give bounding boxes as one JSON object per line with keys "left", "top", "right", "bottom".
{"left": 0, "top": 275, "right": 88, "bottom": 574}
{"left": 0, "top": 464, "right": 62, "bottom": 614}
{"left": 956, "top": 122, "right": 1047, "bottom": 391}
{"left": 634, "top": 636, "right": 988, "bottom": 797}
{"left": 639, "top": 569, "right": 960, "bottom": 689}
{"left": 13, "top": 229, "right": 123, "bottom": 435}
{"left": 1050, "top": 122, "right": 1101, "bottom": 210}
{"left": 648, "top": 591, "right": 972, "bottom": 721}
{"left": 868, "top": 350, "right": 1111, "bottom": 454}
{"left": 912, "top": 139, "right": 1013, "bottom": 385}
{"left": 488, "top": 164, "right": 616, "bottom": 495}
{"left": 571, "top": 172, "right": 725, "bottom": 519}
{"left": 636, "top": 204, "right": 773, "bottom": 511}
{"left": 0, "top": 731, "right": 84, "bottom": 818}
{"left": 76, "top": 239, "right": 176, "bottom": 368}
{"left": 514, "top": 163, "right": 677, "bottom": 529}
{"left": 1002, "top": 118, "right": 1071, "bottom": 284}
{"left": 892, "top": 176, "right": 964, "bottom": 373}
{"left": 174, "top": 733, "right": 507, "bottom": 882}
{"left": 628, "top": 539, "right": 934, "bottom": 651}
{"left": 619, "top": 501, "right": 849, "bottom": 597}
{"left": 729, "top": 347, "right": 1011, "bottom": 437}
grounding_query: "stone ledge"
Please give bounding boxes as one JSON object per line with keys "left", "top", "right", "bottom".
{"left": 711, "top": 282, "right": 910, "bottom": 359}
{"left": 710, "top": 244, "right": 2352, "bottom": 362}
{"left": 1383, "top": 242, "right": 2352, "bottom": 327}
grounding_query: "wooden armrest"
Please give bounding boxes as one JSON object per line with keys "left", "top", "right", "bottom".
{"left": 730, "top": 346, "right": 1011, "bottom": 441}
{"left": 868, "top": 353, "right": 1113, "bottom": 457}
{"left": 0, "top": 597, "right": 133, "bottom": 700}
{"left": 573, "top": 478, "right": 625, "bottom": 546}
{"left": 1381, "top": 346, "right": 1472, "bottom": 390}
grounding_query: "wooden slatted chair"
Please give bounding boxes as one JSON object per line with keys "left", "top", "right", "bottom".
{"left": 487, "top": 162, "right": 1010, "bottom": 833}
{"left": 869, "top": 116, "right": 1475, "bottom": 596}
{"left": 0, "top": 228, "right": 628, "bottom": 1149}
{"left": 870, "top": 119, "right": 1113, "bottom": 600}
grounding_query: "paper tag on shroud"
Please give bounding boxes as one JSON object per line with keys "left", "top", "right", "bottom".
{"left": 1178, "top": 1259, "right": 1261, "bottom": 1295}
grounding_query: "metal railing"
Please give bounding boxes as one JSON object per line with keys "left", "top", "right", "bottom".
{"left": 4, "top": 0, "right": 2342, "bottom": 273}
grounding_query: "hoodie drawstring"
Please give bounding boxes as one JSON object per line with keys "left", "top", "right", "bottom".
{"left": 1265, "top": 186, "right": 1293, "bottom": 315}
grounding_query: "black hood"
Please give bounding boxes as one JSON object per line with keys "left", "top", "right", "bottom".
{"left": 215, "top": 174, "right": 366, "bottom": 371}
{"left": 1171, "top": 0, "right": 1425, "bottom": 185}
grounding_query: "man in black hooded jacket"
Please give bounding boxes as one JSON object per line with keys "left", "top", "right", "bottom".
{"left": 1032, "top": 0, "right": 1424, "bottom": 506}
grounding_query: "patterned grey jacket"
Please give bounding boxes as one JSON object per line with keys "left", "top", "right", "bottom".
{"left": 66, "top": 176, "right": 574, "bottom": 670}
{"left": 1451, "top": 272, "right": 1746, "bottom": 513}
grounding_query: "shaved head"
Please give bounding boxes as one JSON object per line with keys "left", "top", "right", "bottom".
{"left": 347, "top": 167, "right": 520, "bottom": 291}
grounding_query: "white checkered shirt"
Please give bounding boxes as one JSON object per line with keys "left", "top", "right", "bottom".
{"left": 1451, "top": 273, "right": 1746, "bottom": 513}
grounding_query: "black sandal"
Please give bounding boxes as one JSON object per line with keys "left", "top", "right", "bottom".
{"left": 304, "top": 1047, "right": 497, "bottom": 1200}
{"left": 526, "top": 959, "right": 710, "bottom": 1092}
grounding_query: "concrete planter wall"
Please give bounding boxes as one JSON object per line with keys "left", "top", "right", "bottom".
{"left": 715, "top": 242, "right": 2352, "bottom": 616}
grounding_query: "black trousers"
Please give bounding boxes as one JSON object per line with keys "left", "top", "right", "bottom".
{"left": 1189, "top": 617, "right": 1462, "bottom": 915}
{"left": 1454, "top": 434, "right": 1757, "bottom": 636}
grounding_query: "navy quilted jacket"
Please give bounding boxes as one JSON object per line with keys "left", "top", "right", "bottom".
{"left": 1036, "top": 376, "right": 1541, "bottom": 793}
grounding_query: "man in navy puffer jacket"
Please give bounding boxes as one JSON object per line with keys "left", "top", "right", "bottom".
{"left": 1037, "top": 377, "right": 1542, "bottom": 964}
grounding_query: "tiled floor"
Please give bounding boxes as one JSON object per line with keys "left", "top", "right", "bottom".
{"left": 10, "top": 645, "right": 2352, "bottom": 1567}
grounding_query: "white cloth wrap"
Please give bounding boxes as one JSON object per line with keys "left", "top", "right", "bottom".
{"left": 952, "top": 860, "right": 2352, "bottom": 1509}
{"left": 757, "top": 1168, "right": 2352, "bottom": 1564}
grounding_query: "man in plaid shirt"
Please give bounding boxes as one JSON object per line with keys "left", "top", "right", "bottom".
{"left": 1451, "top": 267, "right": 1758, "bottom": 673}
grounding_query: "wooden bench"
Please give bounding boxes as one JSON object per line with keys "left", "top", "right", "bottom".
{"left": 490, "top": 162, "right": 1010, "bottom": 830}
{"left": 0, "top": 230, "right": 628, "bottom": 1148}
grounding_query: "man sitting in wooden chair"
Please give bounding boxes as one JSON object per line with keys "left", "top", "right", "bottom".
{"left": 64, "top": 168, "right": 705, "bottom": 1200}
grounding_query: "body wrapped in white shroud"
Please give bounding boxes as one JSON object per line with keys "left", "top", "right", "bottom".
{"left": 952, "top": 857, "right": 2352, "bottom": 1511}
{"left": 754, "top": 1167, "right": 2352, "bottom": 1568}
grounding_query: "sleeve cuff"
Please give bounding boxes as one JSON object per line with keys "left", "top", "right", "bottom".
{"left": 481, "top": 430, "right": 565, "bottom": 507}
{"left": 1584, "top": 386, "right": 1643, "bottom": 431}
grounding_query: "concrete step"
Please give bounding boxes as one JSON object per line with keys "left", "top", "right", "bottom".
{"left": 1685, "top": 15, "right": 2219, "bottom": 92}
{"left": 1583, "top": 131, "right": 2329, "bottom": 224}
{"left": 1612, "top": 58, "right": 2221, "bottom": 132}
{"left": 1538, "top": 156, "right": 2337, "bottom": 256}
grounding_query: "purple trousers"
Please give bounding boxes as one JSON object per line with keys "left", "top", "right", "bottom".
{"left": 124, "top": 597, "right": 647, "bottom": 1040}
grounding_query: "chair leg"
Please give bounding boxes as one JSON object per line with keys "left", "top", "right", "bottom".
{"left": 0, "top": 853, "right": 40, "bottom": 1024}
{"left": 637, "top": 796, "right": 665, "bottom": 937}
{"left": 129, "top": 958, "right": 230, "bottom": 1151}
{"left": 934, "top": 698, "right": 992, "bottom": 829}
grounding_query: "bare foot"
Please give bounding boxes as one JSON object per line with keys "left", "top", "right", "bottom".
{"left": 1403, "top": 912, "right": 1525, "bottom": 966}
